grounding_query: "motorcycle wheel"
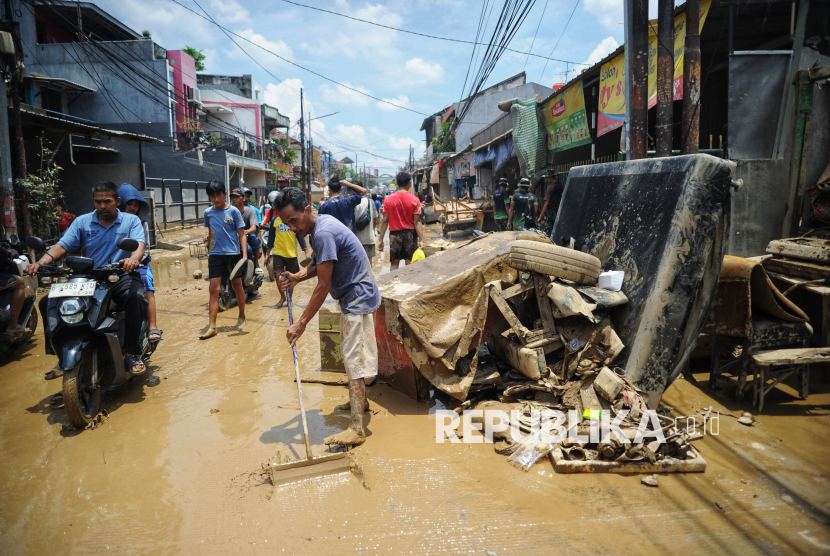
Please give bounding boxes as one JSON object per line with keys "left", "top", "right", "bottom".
{"left": 218, "top": 282, "right": 232, "bottom": 312}
{"left": 63, "top": 353, "right": 100, "bottom": 428}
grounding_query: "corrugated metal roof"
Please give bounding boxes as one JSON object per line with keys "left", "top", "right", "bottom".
{"left": 24, "top": 75, "right": 95, "bottom": 93}
{"left": 17, "top": 105, "right": 160, "bottom": 144}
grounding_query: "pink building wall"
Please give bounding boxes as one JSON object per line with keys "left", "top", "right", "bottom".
{"left": 167, "top": 50, "right": 197, "bottom": 149}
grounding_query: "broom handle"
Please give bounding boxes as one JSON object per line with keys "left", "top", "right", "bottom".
{"left": 287, "top": 289, "right": 314, "bottom": 460}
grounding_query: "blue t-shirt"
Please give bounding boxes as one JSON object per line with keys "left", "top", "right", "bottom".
{"left": 247, "top": 203, "right": 263, "bottom": 224}
{"left": 319, "top": 193, "right": 362, "bottom": 229}
{"left": 58, "top": 209, "right": 146, "bottom": 268}
{"left": 204, "top": 205, "right": 245, "bottom": 255}
{"left": 310, "top": 215, "right": 380, "bottom": 315}
{"left": 374, "top": 200, "right": 382, "bottom": 213}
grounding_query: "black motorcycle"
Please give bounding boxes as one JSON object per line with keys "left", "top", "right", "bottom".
{"left": 27, "top": 236, "right": 159, "bottom": 428}
{"left": 218, "top": 250, "right": 263, "bottom": 312}
{"left": 0, "top": 239, "right": 39, "bottom": 358}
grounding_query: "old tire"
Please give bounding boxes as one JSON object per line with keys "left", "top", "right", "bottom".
{"left": 509, "top": 240, "right": 601, "bottom": 285}
{"left": 63, "top": 354, "right": 100, "bottom": 428}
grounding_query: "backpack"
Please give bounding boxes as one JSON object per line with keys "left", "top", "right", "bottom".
{"left": 353, "top": 197, "right": 372, "bottom": 231}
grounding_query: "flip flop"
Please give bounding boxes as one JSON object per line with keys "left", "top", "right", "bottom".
{"left": 125, "top": 354, "right": 146, "bottom": 376}
{"left": 149, "top": 329, "right": 163, "bottom": 341}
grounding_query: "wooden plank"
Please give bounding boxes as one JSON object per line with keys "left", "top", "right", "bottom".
{"left": 489, "top": 289, "right": 532, "bottom": 344}
{"left": 500, "top": 282, "right": 533, "bottom": 300}
{"left": 763, "top": 257, "right": 830, "bottom": 281}
{"left": 533, "top": 273, "right": 557, "bottom": 336}
{"left": 751, "top": 347, "right": 830, "bottom": 366}
{"left": 766, "top": 238, "right": 830, "bottom": 264}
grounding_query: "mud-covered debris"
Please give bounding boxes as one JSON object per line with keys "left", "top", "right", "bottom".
{"left": 193, "top": 270, "right": 203, "bottom": 279}
{"left": 641, "top": 474, "right": 659, "bottom": 487}
{"left": 738, "top": 412, "right": 754, "bottom": 426}
{"left": 210, "top": 408, "right": 220, "bottom": 414}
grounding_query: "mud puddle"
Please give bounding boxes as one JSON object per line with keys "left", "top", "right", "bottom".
{"left": 0, "top": 226, "right": 829, "bottom": 554}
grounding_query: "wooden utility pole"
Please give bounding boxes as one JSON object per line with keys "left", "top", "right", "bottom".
{"left": 655, "top": 0, "right": 675, "bottom": 157}
{"left": 625, "top": 0, "right": 649, "bottom": 160}
{"left": 680, "top": 0, "right": 701, "bottom": 154}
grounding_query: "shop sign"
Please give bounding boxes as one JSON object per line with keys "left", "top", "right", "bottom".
{"left": 541, "top": 80, "right": 591, "bottom": 153}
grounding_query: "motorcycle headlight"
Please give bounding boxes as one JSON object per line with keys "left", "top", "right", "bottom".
{"left": 61, "top": 313, "right": 84, "bottom": 324}
{"left": 60, "top": 299, "right": 82, "bottom": 315}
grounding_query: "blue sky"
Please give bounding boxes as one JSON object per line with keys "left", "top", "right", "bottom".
{"left": 98, "top": 0, "right": 627, "bottom": 174}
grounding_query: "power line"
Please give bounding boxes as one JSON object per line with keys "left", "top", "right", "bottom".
{"left": 539, "top": 0, "right": 580, "bottom": 83}
{"left": 523, "top": 0, "right": 549, "bottom": 71}
{"left": 164, "top": 0, "right": 430, "bottom": 115}
{"left": 278, "top": 0, "right": 591, "bottom": 67}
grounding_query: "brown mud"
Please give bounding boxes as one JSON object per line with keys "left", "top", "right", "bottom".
{"left": 0, "top": 226, "right": 829, "bottom": 554}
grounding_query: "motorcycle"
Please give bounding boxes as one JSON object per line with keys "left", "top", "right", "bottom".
{"left": 218, "top": 246, "right": 263, "bottom": 312}
{"left": 0, "top": 238, "right": 39, "bottom": 358}
{"left": 26, "top": 236, "right": 159, "bottom": 428}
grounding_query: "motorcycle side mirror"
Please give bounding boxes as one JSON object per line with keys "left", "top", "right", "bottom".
{"left": 117, "top": 237, "right": 139, "bottom": 252}
{"left": 26, "top": 236, "right": 46, "bottom": 251}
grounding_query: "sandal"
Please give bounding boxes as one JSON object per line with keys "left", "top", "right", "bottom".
{"left": 125, "top": 354, "right": 146, "bottom": 376}
{"left": 149, "top": 329, "right": 163, "bottom": 341}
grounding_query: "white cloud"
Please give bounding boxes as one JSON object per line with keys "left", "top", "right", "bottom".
{"left": 584, "top": 37, "right": 620, "bottom": 66}
{"left": 299, "top": 2, "right": 403, "bottom": 61}
{"left": 207, "top": 0, "right": 250, "bottom": 25}
{"left": 226, "top": 30, "right": 293, "bottom": 64}
{"left": 320, "top": 83, "right": 371, "bottom": 107}
{"left": 583, "top": 0, "right": 624, "bottom": 32}
{"left": 263, "top": 79, "right": 325, "bottom": 136}
{"left": 333, "top": 124, "right": 369, "bottom": 147}
{"left": 376, "top": 95, "right": 411, "bottom": 112}
{"left": 388, "top": 136, "right": 418, "bottom": 150}
{"left": 403, "top": 58, "right": 444, "bottom": 84}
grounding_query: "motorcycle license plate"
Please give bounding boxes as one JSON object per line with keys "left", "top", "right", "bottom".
{"left": 49, "top": 282, "right": 96, "bottom": 298}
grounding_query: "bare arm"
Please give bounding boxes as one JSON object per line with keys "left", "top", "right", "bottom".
{"left": 339, "top": 179, "right": 367, "bottom": 196}
{"left": 508, "top": 201, "right": 515, "bottom": 226}
{"left": 284, "top": 260, "right": 332, "bottom": 347}
{"left": 25, "top": 243, "right": 68, "bottom": 275}
{"left": 377, "top": 213, "right": 389, "bottom": 252}
{"left": 237, "top": 228, "right": 248, "bottom": 259}
{"left": 414, "top": 213, "right": 424, "bottom": 249}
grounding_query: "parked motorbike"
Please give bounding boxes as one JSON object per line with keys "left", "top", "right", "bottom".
{"left": 218, "top": 247, "right": 263, "bottom": 311}
{"left": 26, "top": 236, "right": 159, "bottom": 428}
{"left": 0, "top": 238, "right": 38, "bottom": 358}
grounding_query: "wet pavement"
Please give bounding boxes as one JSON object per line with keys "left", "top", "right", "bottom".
{"left": 1, "top": 226, "right": 830, "bottom": 554}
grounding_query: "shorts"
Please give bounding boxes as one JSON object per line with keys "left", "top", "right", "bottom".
{"left": 0, "top": 274, "right": 18, "bottom": 291}
{"left": 363, "top": 243, "right": 377, "bottom": 260}
{"left": 340, "top": 311, "right": 378, "bottom": 381}
{"left": 137, "top": 264, "right": 155, "bottom": 292}
{"left": 390, "top": 229, "right": 418, "bottom": 262}
{"left": 208, "top": 253, "right": 243, "bottom": 279}
{"left": 272, "top": 254, "right": 300, "bottom": 276}
{"left": 247, "top": 234, "right": 262, "bottom": 250}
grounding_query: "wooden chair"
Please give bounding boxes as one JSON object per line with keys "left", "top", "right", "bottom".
{"left": 750, "top": 347, "right": 830, "bottom": 411}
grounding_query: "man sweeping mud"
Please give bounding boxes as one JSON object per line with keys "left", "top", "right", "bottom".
{"left": 275, "top": 187, "right": 380, "bottom": 447}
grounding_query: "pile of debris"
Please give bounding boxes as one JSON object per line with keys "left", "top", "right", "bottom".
{"left": 459, "top": 234, "right": 705, "bottom": 473}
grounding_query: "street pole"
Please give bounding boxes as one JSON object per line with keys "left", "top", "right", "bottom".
{"left": 299, "top": 88, "right": 306, "bottom": 199}
{"left": 681, "top": 0, "right": 701, "bottom": 155}
{"left": 0, "top": 63, "right": 16, "bottom": 237}
{"left": 308, "top": 111, "right": 312, "bottom": 194}
{"left": 655, "top": 0, "right": 674, "bottom": 157}
{"left": 625, "top": 0, "right": 649, "bottom": 160}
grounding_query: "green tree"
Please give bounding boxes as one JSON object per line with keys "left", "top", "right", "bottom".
{"left": 183, "top": 46, "right": 206, "bottom": 71}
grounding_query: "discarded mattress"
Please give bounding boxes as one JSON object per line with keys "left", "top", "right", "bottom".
{"left": 550, "top": 154, "right": 735, "bottom": 406}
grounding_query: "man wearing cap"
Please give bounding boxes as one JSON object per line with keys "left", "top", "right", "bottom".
{"left": 508, "top": 178, "right": 539, "bottom": 230}
{"left": 319, "top": 176, "right": 368, "bottom": 229}
{"left": 378, "top": 171, "right": 424, "bottom": 270}
{"left": 538, "top": 171, "right": 564, "bottom": 236}
{"left": 492, "top": 178, "right": 510, "bottom": 232}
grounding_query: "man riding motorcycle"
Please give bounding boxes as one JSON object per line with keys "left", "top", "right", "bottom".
{"left": 26, "top": 181, "right": 149, "bottom": 374}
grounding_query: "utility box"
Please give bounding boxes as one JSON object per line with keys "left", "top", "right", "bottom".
{"left": 319, "top": 305, "right": 345, "bottom": 372}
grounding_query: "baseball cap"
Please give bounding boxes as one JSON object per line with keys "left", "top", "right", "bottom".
{"left": 241, "top": 187, "right": 252, "bottom": 195}
{"left": 230, "top": 188, "right": 243, "bottom": 197}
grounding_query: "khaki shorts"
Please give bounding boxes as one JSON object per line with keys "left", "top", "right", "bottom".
{"left": 340, "top": 311, "right": 379, "bottom": 381}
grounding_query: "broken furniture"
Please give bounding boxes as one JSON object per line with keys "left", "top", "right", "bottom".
{"left": 551, "top": 154, "right": 736, "bottom": 406}
{"left": 750, "top": 347, "right": 830, "bottom": 411}
{"left": 705, "top": 256, "right": 811, "bottom": 399}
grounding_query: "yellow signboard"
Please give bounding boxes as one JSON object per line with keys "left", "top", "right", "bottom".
{"left": 598, "top": 0, "right": 711, "bottom": 137}
{"left": 541, "top": 81, "right": 592, "bottom": 153}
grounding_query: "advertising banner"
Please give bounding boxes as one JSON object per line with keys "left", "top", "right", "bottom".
{"left": 453, "top": 152, "right": 476, "bottom": 178}
{"left": 597, "top": 0, "right": 710, "bottom": 137}
{"left": 541, "top": 81, "right": 592, "bottom": 153}
{"left": 270, "top": 161, "right": 292, "bottom": 179}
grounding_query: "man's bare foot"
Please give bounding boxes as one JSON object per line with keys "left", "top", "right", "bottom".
{"left": 4, "top": 324, "right": 25, "bottom": 338}
{"left": 276, "top": 297, "right": 286, "bottom": 309}
{"left": 334, "top": 399, "right": 369, "bottom": 412}
{"left": 324, "top": 426, "right": 366, "bottom": 447}
{"left": 200, "top": 327, "right": 217, "bottom": 340}
{"left": 236, "top": 316, "right": 245, "bottom": 328}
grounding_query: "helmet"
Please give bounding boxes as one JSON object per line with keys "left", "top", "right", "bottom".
{"left": 267, "top": 190, "right": 279, "bottom": 204}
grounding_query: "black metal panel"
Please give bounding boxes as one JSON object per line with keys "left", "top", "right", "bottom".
{"left": 728, "top": 52, "right": 790, "bottom": 159}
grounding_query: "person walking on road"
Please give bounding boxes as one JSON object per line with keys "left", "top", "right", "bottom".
{"left": 352, "top": 181, "right": 379, "bottom": 264}
{"left": 276, "top": 187, "right": 380, "bottom": 447}
{"left": 492, "top": 178, "right": 510, "bottom": 232}
{"left": 201, "top": 181, "right": 247, "bottom": 340}
{"left": 319, "top": 176, "right": 367, "bottom": 229}
{"left": 508, "top": 178, "right": 539, "bottom": 230}
{"left": 263, "top": 190, "right": 310, "bottom": 308}
{"left": 378, "top": 171, "right": 424, "bottom": 270}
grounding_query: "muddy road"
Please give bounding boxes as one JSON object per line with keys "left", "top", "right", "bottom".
{"left": 1, "top": 227, "right": 830, "bottom": 554}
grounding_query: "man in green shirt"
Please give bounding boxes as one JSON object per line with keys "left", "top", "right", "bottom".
{"left": 508, "top": 178, "right": 539, "bottom": 230}
{"left": 492, "top": 178, "right": 510, "bottom": 231}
